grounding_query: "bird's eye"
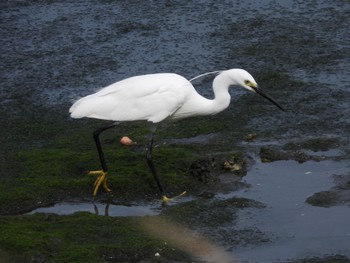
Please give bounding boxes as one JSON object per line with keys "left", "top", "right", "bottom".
{"left": 244, "top": 80, "right": 250, "bottom": 85}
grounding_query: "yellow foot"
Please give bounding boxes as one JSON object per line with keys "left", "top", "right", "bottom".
{"left": 162, "top": 191, "right": 187, "bottom": 205}
{"left": 88, "top": 170, "right": 111, "bottom": 196}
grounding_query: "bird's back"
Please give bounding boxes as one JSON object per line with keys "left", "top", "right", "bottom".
{"left": 69, "top": 73, "right": 195, "bottom": 123}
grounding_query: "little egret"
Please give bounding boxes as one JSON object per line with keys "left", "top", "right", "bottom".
{"left": 69, "top": 69, "right": 284, "bottom": 203}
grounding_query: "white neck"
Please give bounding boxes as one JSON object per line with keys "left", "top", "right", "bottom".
{"left": 209, "top": 71, "right": 233, "bottom": 114}
{"left": 171, "top": 70, "right": 236, "bottom": 119}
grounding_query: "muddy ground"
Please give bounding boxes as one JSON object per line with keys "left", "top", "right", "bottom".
{"left": 1, "top": 0, "right": 350, "bottom": 262}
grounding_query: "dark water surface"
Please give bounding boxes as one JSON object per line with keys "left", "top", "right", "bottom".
{"left": 232, "top": 158, "right": 350, "bottom": 261}
{"left": 1, "top": 0, "right": 350, "bottom": 262}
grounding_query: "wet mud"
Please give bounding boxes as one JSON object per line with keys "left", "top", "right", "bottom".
{"left": 1, "top": 0, "right": 350, "bottom": 262}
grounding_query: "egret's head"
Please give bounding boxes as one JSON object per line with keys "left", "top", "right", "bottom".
{"left": 227, "top": 68, "right": 284, "bottom": 111}
{"left": 226, "top": 68, "right": 258, "bottom": 91}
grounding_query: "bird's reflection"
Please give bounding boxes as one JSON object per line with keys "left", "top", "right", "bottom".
{"left": 93, "top": 202, "right": 110, "bottom": 216}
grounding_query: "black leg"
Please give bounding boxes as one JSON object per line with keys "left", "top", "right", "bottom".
{"left": 89, "top": 123, "right": 117, "bottom": 196}
{"left": 93, "top": 123, "right": 117, "bottom": 172}
{"left": 146, "top": 125, "right": 165, "bottom": 196}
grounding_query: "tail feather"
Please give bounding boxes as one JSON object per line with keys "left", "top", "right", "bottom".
{"left": 69, "top": 94, "right": 107, "bottom": 119}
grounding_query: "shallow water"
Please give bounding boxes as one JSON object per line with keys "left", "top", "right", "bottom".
{"left": 28, "top": 201, "right": 160, "bottom": 217}
{"left": 231, "top": 158, "right": 350, "bottom": 262}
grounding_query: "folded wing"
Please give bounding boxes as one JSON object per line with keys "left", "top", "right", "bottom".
{"left": 69, "top": 73, "right": 192, "bottom": 123}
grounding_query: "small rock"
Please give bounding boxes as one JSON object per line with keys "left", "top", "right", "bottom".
{"left": 120, "top": 136, "right": 134, "bottom": 146}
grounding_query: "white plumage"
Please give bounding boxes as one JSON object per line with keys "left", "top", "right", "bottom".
{"left": 70, "top": 73, "right": 185, "bottom": 122}
{"left": 69, "top": 69, "right": 273, "bottom": 123}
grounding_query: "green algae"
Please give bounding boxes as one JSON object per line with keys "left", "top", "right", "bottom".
{"left": 0, "top": 212, "right": 193, "bottom": 263}
{"left": 0, "top": 127, "right": 198, "bottom": 214}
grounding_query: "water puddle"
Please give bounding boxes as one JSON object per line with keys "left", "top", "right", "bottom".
{"left": 28, "top": 195, "right": 196, "bottom": 217}
{"left": 28, "top": 201, "right": 161, "bottom": 217}
{"left": 229, "top": 158, "right": 350, "bottom": 262}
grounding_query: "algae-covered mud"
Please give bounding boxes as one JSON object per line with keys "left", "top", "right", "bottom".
{"left": 1, "top": 0, "right": 350, "bottom": 262}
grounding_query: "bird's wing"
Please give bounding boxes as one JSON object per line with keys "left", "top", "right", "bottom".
{"left": 69, "top": 73, "right": 192, "bottom": 123}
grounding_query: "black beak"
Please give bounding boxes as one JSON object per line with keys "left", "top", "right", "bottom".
{"left": 254, "top": 87, "right": 285, "bottom": 111}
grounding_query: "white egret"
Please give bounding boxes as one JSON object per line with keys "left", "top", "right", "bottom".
{"left": 69, "top": 69, "right": 284, "bottom": 203}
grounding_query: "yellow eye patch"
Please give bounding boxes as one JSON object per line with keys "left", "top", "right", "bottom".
{"left": 244, "top": 80, "right": 257, "bottom": 88}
